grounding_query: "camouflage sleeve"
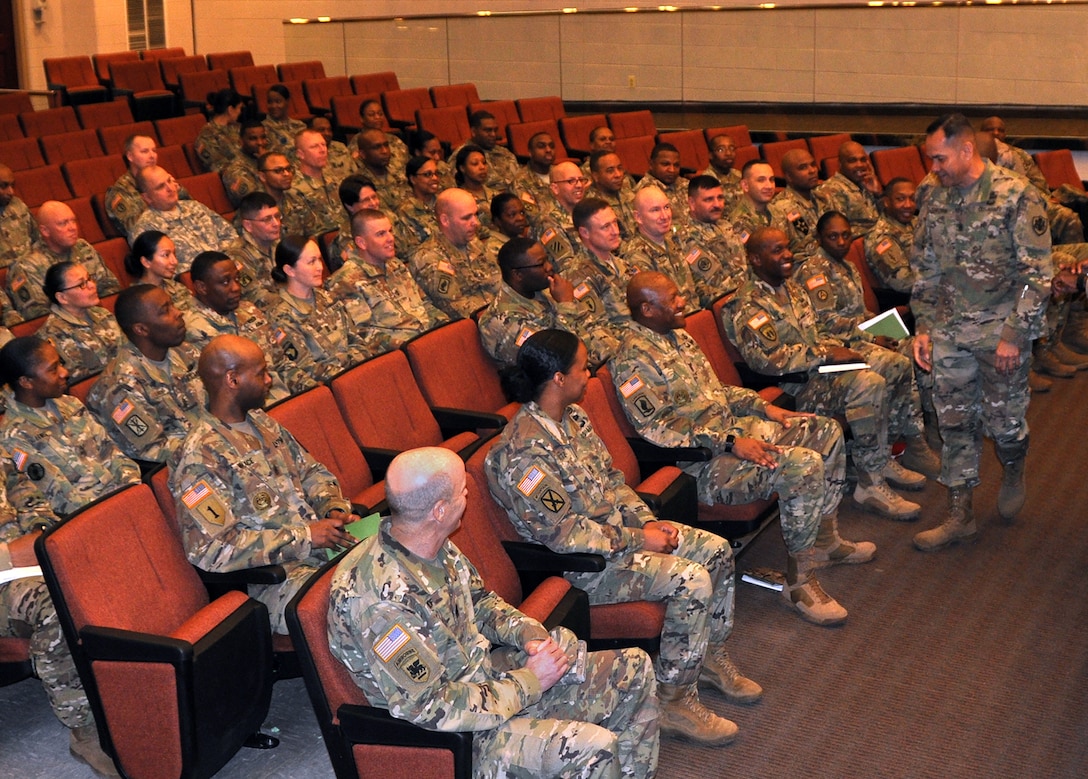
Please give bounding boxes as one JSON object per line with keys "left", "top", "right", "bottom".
{"left": 477, "top": 306, "right": 526, "bottom": 365}
{"left": 85, "top": 371, "right": 171, "bottom": 463}
{"left": 6, "top": 259, "right": 49, "bottom": 320}
{"left": 909, "top": 216, "right": 938, "bottom": 335}
{"left": 212, "top": 211, "right": 239, "bottom": 249}
{"left": 1003, "top": 186, "right": 1054, "bottom": 348}
{"left": 80, "top": 244, "right": 121, "bottom": 298}
{"left": 538, "top": 223, "right": 575, "bottom": 268}
{"left": 268, "top": 320, "right": 323, "bottom": 396}
{"left": 105, "top": 185, "right": 140, "bottom": 236}
{"left": 731, "top": 302, "right": 825, "bottom": 376}
{"left": 865, "top": 231, "right": 915, "bottom": 293}
{"left": 469, "top": 565, "right": 550, "bottom": 650}
{"left": 794, "top": 262, "right": 864, "bottom": 341}
{"left": 408, "top": 246, "right": 473, "bottom": 319}
{"left": 0, "top": 456, "right": 60, "bottom": 542}
{"left": 279, "top": 421, "right": 351, "bottom": 518}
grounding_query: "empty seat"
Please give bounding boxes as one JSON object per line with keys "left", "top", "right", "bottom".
{"left": 76, "top": 99, "right": 135, "bottom": 130}
{"left": 558, "top": 113, "right": 607, "bottom": 156}
{"left": 229, "top": 64, "right": 278, "bottom": 100}
{"left": 91, "top": 50, "right": 141, "bottom": 88}
{"left": 64, "top": 196, "right": 107, "bottom": 244}
{"left": 704, "top": 125, "right": 753, "bottom": 149}
{"left": 154, "top": 112, "right": 206, "bottom": 147}
{"left": 40, "top": 130, "right": 104, "bottom": 165}
{"left": 350, "top": 71, "right": 399, "bottom": 95}
{"left": 277, "top": 60, "right": 325, "bottom": 82}
{"left": 302, "top": 76, "right": 353, "bottom": 116}
{"left": 469, "top": 100, "right": 518, "bottom": 147}
{"left": 613, "top": 135, "right": 656, "bottom": 177}
{"left": 93, "top": 237, "right": 131, "bottom": 282}
{"left": 1033, "top": 148, "right": 1084, "bottom": 192}
{"left": 507, "top": 119, "right": 567, "bottom": 161}
{"left": 0, "top": 115, "right": 23, "bottom": 143}
{"left": 806, "top": 133, "right": 852, "bottom": 167}
{"left": 97, "top": 121, "right": 157, "bottom": 155}
{"left": 0, "top": 137, "right": 45, "bottom": 171}
{"left": 178, "top": 171, "right": 234, "bottom": 216}
{"left": 15, "top": 164, "right": 72, "bottom": 207}
{"left": 43, "top": 56, "right": 109, "bottom": 107}
{"left": 159, "top": 54, "right": 208, "bottom": 93}
{"left": 761, "top": 138, "right": 808, "bottom": 179}
{"left": 734, "top": 144, "right": 761, "bottom": 170}
{"left": 0, "top": 91, "right": 33, "bottom": 116}
{"left": 871, "top": 145, "right": 927, "bottom": 187}
{"left": 62, "top": 156, "right": 126, "bottom": 198}
{"left": 139, "top": 47, "right": 187, "bottom": 62}
{"left": 516, "top": 96, "right": 565, "bottom": 123}
{"left": 381, "top": 88, "right": 433, "bottom": 130}
{"left": 156, "top": 144, "right": 194, "bottom": 178}
{"left": 608, "top": 110, "right": 656, "bottom": 140}
{"left": 19, "top": 106, "right": 81, "bottom": 138}
{"left": 206, "top": 51, "right": 254, "bottom": 71}
{"left": 415, "top": 105, "right": 471, "bottom": 149}
{"left": 430, "top": 83, "right": 480, "bottom": 109}
{"left": 178, "top": 69, "right": 230, "bottom": 113}
{"left": 108, "top": 60, "right": 176, "bottom": 122}
{"left": 658, "top": 129, "right": 710, "bottom": 173}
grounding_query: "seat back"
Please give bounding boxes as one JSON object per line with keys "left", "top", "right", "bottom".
{"left": 303, "top": 76, "right": 354, "bottom": 115}
{"left": 0, "top": 114, "right": 25, "bottom": 142}
{"left": 17, "top": 164, "right": 72, "bottom": 206}
{"left": 806, "top": 133, "right": 852, "bottom": 167}
{"left": 430, "top": 83, "right": 480, "bottom": 109}
{"left": 44, "top": 56, "right": 100, "bottom": 90}
{"left": 251, "top": 80, "right": 313, "bottom": 123}
{"left": 1033, "top": 148, "right": 1084, "bottom": 192}
{"left": 761, "top": 138, "right": 808, "bottom": 179}
{"left": 844, "top": 236, "right": 880, "bottom": 313}
{"left": 0, "top": 137, "right": 45, "bottom": 171}
{"left": 110, "top": 60, "right": 169, "bottom": 94}
{"left": 415, "top": 105, "right": 471, "bottom": 149}
{"left": 558, "top": 113, "right": 607, "bottom": 156}
{"left": 155, "top": 112, "right": 209, "bottom": 147}
{"left": 613, "top": 135, "right": 655, "bottom": 177}
{"left": 350, "top": 71, "right": 400, "bottom": 95}
{"left": 507, "top": 119, "right": 567, "bottom": 161}
{"left": 658, "top": 129, "right": 710, "bottom": 173}
{"left": 97, "top": 121, "right": 156, "bottom": 155}
{"left": 19, "top": 106, "right": 81, "bottom": 138}
{"left": 92, "top": 51, "right": 140, "bottom": 86}
{"left": 140, "top": 47, "right": 187, "bottom": 62}
{"left": 578, "top": 377, "right": 643, "bottom": 487}
{"left": 469, "top": 100, "right": 518, "bottom": 146}
{"left": 156, "top": 143, "right": 194, "bottom": 178}
{"left": 404, "top": 319, "right": 518, "bottom": 419}
{"left": 278, "top": 60, "right": 326, "bottom": 82}
{"left": 66, "top": 196, "right": 108, "bottom": 244}
{"left": 178, "top": 171, "right": 234, "bottom": 216}
{"left": 515, "top": 96, "right": 565, "bottom": 123}
{"left": 382, "top": 88, "right": 433, "bottom": 128}
{"left": 229, "top": 64, "right": 279, "bottom": 99}
{"left": 178, "top": 69, "right": 230, "bottom": 110}
{"left": 331, "top": 93, "right": 375, "bottom": 137}
{"left": 76, "top": 99, "right": 135, "bottom": 130}
{"left": 206, "top": 51, "right": 254, "bottom": 71}
{"left": 0, "top": 91, "right": 33, "bottom": 115}
{"left": 608, "top": 110, "right": 656, "bottom": 140}
{"left": 705, "top": 125, "right": 752, "bottom": 149}
{"left": 94, "top": 237, "right": 131, "bottom": 287}
{"left": 62, "top": 156, "right": 126, "bottom": 198}
{"left": 159, "top": 55, "right": 208, "bottom": 92}
{"left": 871, "top": 145, "right": 926, "bottom": 187}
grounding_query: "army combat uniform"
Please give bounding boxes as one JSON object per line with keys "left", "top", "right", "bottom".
{"left": 452, "top": 142, "right": 519, "bottom": 191}
{"left": 328, "top": 520, "right": 660, "bottom": 779}
{"left": 911, "top": 161, "right": 1052, "bottom": 488}
{"left": 675, "top": 216, "right": 750, "bottom": 308}
{"left": 85, "top": 341, "right": 204, "bottom": 464}
{"left": 105, "top": 172, "right": 192, "bottom": 238}
{"left": 486, "top": 400, "right": 734, "bottom": 688}
{"left": 131, "top": 201, "right": 236, "bottom": 275}
{"left": 38, "top": 305, "right": 124, "bottom": 385}
{"left": 633, "top": 175, "right": 689, "bottom": 228}
{"left": 220, "top": 154, "right": 265, "bottom": 208}
{"left": 226, "top": 232, "right": 278, "bottom": 306}
{"left": 611, "top": 323, "right": 845, "bottom": 554}
{"left": 170, "top": 407, "right": 351, "bottom": 634}
{"left": 584, "top": 185, "right": 637, "bottom": 242}
{"left": 283, "top": 171, "right": 342, "bottom": 237}
{"left": 534, "top": 200, "right": 580, "bottom": 273}
{"left": 393, "top": 196, "right": 439, "bottom": 259}
{"left": 408, "top": 233, "right": 499, "bottom": 320}
{"left": 562, "top": 245, "right": 635, "bottom": 330}
{"left": 7, "top": 240, "right": 121, "bottom": 321}
{"left": 727, "top": 197, "right": 772, "bottom": 245}
{"left": 0, "top": 196, "right": 38, "bottom": 268}
{"left": 864, "top": 213, "right": 916, "bottom": 295}
{"left": 262, "top": 116, "right": 306, "bottom": 157}
{"left": 622, "top": 232, "right": 698, "bottom": 308}
{"left": 769, "top": 186, "right": 832, "bottom": 264}
{"left": 816, "top": 172, "right": 881, "bottom": 237}
{"left": 194, "top": 121, "right": 241, "bottom": 174}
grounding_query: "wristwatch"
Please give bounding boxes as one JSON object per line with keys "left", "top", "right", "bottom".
{"left": 724, "top": 434, "right": 736, "bottom": 453}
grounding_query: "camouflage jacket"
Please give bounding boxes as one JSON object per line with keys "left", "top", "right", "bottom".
{"left": 131, "top": 201, "right": 237, "bottom": 275}
{"left": 0, "top": 450, "right": 60, "bottom": 549}
{"left": 408, "top": 233, "right": 499, "bottom": 320}
{"left": 769, "top": 186, "right": 832, "bottom": 263}
{"left": 226, "top": 232, "right": 278, "bottom": 306}
{"left": 328, "top": 522, "right": 549, "bottom": 729}
{"left": 512, "top": 165, "right": 552, "bottom": 215}
{"left": 0, "top": 197, "right": 38, "bottom": 269}
{"left": 815, "top": 172, "right": 880, "bottom": 237}
{"left": 283, "top": 171, "right": 342, "bottom": 236}
{"left": 996, "top": 140, "right": 1049, "bottom": 195}
{"left": 864, "top": 214, "right": 916, "bottom": 294}
{"left": 452, "top": 143, "right": 519, "bottom": 190}
{"left": 535, "top": 203, "right": 579, "bottom": 273}
{"left": 621, "top": 232, "right": 698, "bottom": 306}
{"left": 221, "top": 154, "right": 265, "bottom": 208}
{"left": 360, "top": 166, "right": 411, "bottom": 215}
{"left": 85, "top": 341, "right": 204, "bottom": 463}
{"left": 194, "top": 121, "right": 241, "bottom": 173}
{"left": 39, "top": 305, "right": 123, "bottom": 385}
{"left": 485, "top": 401, "right": 654, "bottom": 559}
{"left": 911, "top": 161, "right": 1053, "bottom": 349}
{"left": 169, "top": 407, "right": 349, "bottom": 573}
{"left": 348, "top": 131, "right": 408, "bottom": 180}
{"left": 325, "top": 140, "right": 358, "bottom": 185}
{"left": 262, "top": 117, "right": 307, "bottom": 157}
{"left": 562, "top": 246, "right": 634, "bottom": 327}
{"left": 0, "top": 394, "right": 140, "bottom": 518}
{"left": 727, "top": 197, "right": 772, "bottom": 245}
{"left": 792, "top": 246, "right": 874, "bottom": 345}
{"left": 393, "top": 196, "right": 438, "bottom": 259}
{"left": 7, "top": 240, "right": 121, "bottom": 321}
{"left": 675, "top": 217, "right": 750, "bottom": 307}
{"left": 105, "top": 172, "right": 191, "bottom": 238}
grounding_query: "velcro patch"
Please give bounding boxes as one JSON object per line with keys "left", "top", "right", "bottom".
{"left": 111, "top": 398, "right": 136, "bottom": 424}
{"left": 515, "top": 326, "right": 535, "bottom": 347}
{"left": 182, "top": 479, "right": 228, "bottom": 526}
{"left": 804, "top": 274, "right": 827, "bottom": 290}
{"left": 374, "top": 624, "right": 411, "bottom": 662}
{"left": 541, "top": 228, "right": 557, "bottom": 245}
{"left": 685, "top": 247, "right": 702, "bottom": 265}
{"left": 438, "top": 260, "right": 455, "bottom": 275}
{"left": 573, "top": 282, "right": 591, "bottom": 299}
{"left": 875, "top": 237, "right": 893, "bottom": 255}
{"left": 618, "top": 374, "right": 645, "bottom": 399}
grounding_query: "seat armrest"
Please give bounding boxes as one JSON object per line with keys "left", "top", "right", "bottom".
{"left": 431, "top": 407, "right": 508, "bottom": 434}
{"left": 339, "top": 703, "right": 473, "bottom": 753}
{"left": 81, "top": 625, "right": 191, "bottom": 665}
{"left": 197, "top": 564, "right": 286, "bottom": 587}
{"left": 501, "top": 541, "right": 605, "bottom": 573}
{"left": 626, "top": 438, "right": 712, "bottom": 464}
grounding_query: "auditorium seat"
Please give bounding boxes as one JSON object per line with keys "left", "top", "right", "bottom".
{"left": 229, "top": 65, "right": 279, "bottom": 102}
{"left": 97, "top": 121, "right": 157, "bottom": 155}
{"left": 303, "top": 77, "right": 353, "bottom": 117}
{"left": 516, "top": 96, "right": 565, "bottom": 123}
{"left": 704, "top": 125, "right": 753, "bottom": 149}
{"left": 469, "top": 100, "right": 519, "bottom": 147}
{"left": 0, "top": 137, "right": 45, "bottom": 171}
{"left": 206, "top": 51, "right": 254, "bottom": 71}
{"left": 277, "top": 61, "right": 325, "bottom": 82}
{"left": 91, "top": 51, "right": 140, "bottom": 90}
{"left": 658, "top": 129, "right": 710, "bottom": 174}
{"left": 415, "top": 106, "right": 471, "bottom": 150}
{"left": 155, "top": 112, "right": 208, "bottom": 148}
{"left": 43, "top": 57, "right": 109, "bottom": 107}
{"left": 76, "top": 99, "right": 134, "bottom": 130}
{"left": 0, "top": 115, "right": 24, "bottom": 142}
{"left": 760, "top": 138, "right": 808, "bottom": 179}
{"left": 159, "top": 55, "right": 208, "bottom": 94}
{"left": 251, "top": 80, "right": 313, "bottom": 123}
{"left": 19, "top": 106, "right": 81, "bottom": 139}
{"left": 871, "top": 145, "right": 927, "bottom": 187}
{"left": 16, "top": 164, "right": 72, "bottom": 207}
{"left": 178, "top": 69, "right": 230, "bottom": 113}
{"left": 608, "top": 110, "right": 656, "bottom": 140}
{"left": 331, "top": 93, "right": 375, "bottom": 138}
{"left": 613, "top": 135, "right": 656, "bottom": 177}
{"left": 558, "top": 113, "right": 607, "bottom": 157}
{"left": 1034, "top": 148, "right": 1085, "bottom": 192}
{"left": 62, "top": 155, "right": 126, "bottom": 198}
{"left": 108, "top": 61, "right": 176, "bottom": 122}
{"left": 806, "top": 133, "right": 852, "bottom": 167}
{"left": 381, "top": 88, "right": 433, "bottom": 131}
{"left": 430, "top": 83, "right": 480, "bottom": 109}
{"left": 139, "top": 47, "right": 187, "bottom": 63}
{"left": 507, "top": 119, "right": 567, "bottom": 161}
{"left": 350, "top": 71, "right": 400, "bottom": 95}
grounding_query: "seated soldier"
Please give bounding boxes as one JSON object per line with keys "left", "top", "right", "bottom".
{"left": 815, "top": 141, "right": 882, "bottom": 237}
{"left": 484, "top": 191, "right": 532, "bottom": 267}
{"left": 633, "top": 143, "right": 689, "bottom": 227}
{"left": 261, "top": 84, "right": 307, "bottom": 157}
{"left": 105, "top": 134, "right": 192, "bottom": 239}
{"left": 864, "top": 177, "right": 918, "bottom": 305}
{"left": 0, "top": 164, "right": 39, "bottom": 268}
{"left": 512, "top": 131, "right": 557, "bottom": 211}
{"left": 394, "top": 155, "right": 442, "bottom": 258}
{"left": 311, "top": 115, "right": 357, "bottom": 184}
{"left": 170, "top": 334, "right": 359, "bottom": 635}
{"left": 7, "top": 200, "right": 121, "bottom": 321}
{"left": 354, "top": 128, "right": 410, "bottom": 213}
{"left": 454, "top": 144, "right": 502, "bottom": 238}
{"left": 622, "top": 185, "right": 698, "bottom": 305}
{"left": 283, "top": 129, "right": 343, "bottom": 236}
{"left": 227, "top": 191, "right": 282, "bottom": 306}
{"left": 701, "top": 134, "right": 743, "bottom": 211}
{"left": 37, "top": 262, "right": 123, "bottom": 386}
{"left": 611, "top": 273, "right": 864, "bottom": 625}
{"left": 348, "top": 99, "right": 409, "bottom": 179}
{"left": 725, "top": 226, "right": 923, "bottom": 521}
{"left": 580, "top": 126, "right": 636, "bottom": 193}
{"left": 535, "top": 160, "right": 589, "bottom": 270}
{"left": 487, "top": 329, "right": 759, "bottom": 745}
{"left": 86, "top": 284, "right": 203, "bottom": 464}
{"left": 728, "top": 160, "right": 775, "bottom": 242}
{"left": 564, "top": 198, "right": 636, "bottom": 330}
{"left": 769, "top": 148, "right": 832, "bottom": 264}
{"left": 451, "top": 110, "right": 519, "bottom": 190}
{"left": 677, "top": 175, "right": 750, "bottom": 307}
{"left": 221, "top": 119, "right": 270, "bottom": 208}
{"left": 585, "top": 150, "right": 637, "bottom": 240}
{"left": 329, "top": 446, "right": 660, "bottom": 778}
{"left": 125, "top": 230, "right": 194, "bottom": 312}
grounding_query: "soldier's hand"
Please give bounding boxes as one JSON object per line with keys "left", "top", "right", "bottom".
{"left": 525, "top": 637, "right": 570, "bottom": 691}
{"left": 732, "top": 437, "right": 781, "bottom": 467}
{"left": 827, "top": 346, "right": 864, "bottom": 364}
{"left": 913, "top": 334, "right": 933, "bottom": 372}
{"left": 995, "top": 339, "right": 1022, "bottom": 375}
{"left": 309, "top": 517, "right": 356, "bottom": 550}
{"left": 549, "top": 273, "right": 575, "bottom": 303}
{"left": 873, "top": 335, "right": 899, "bottom": 350}
{"left": 643, "top": 521, "right": 679, "bottom": 554}
{"left": 765, "top": 404, "right": 814, "bottom": 428}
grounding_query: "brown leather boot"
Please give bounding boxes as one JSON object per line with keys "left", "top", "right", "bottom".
{"left": 782, "top": 550, "right": 848, "bottom": 626}
{"left": 913, "top": 486, "right": 977, "bottom": 552}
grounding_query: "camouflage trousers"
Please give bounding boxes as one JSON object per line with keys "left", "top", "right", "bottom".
{"left": 931, "top": 337, "right": 1031, "bottom": 488}
{"left": 475, "top": 643, "right": 659, "bottom": 779}
{"left": 566, "top": 525, "right": 733, "bottom": 686}
{"left": 797, "top": 364, "right": 889, "bottom": 475}
{"left": 0, "top": 576, "right": 91, "bottom": 728}
{"left": 253, "top": 560, "right": 320, "bottom": 635}
{"left": 856, "top": 341, "right": 925, "bottom": 441}
{"left": 697, "top": 414, "right": 845, "bottom": 555}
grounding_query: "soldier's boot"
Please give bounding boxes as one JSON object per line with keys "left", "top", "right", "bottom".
{"left": 913, "top": 486, "right": 977, "bottom": 552}
{"left": 658, "top": 683, "right": 738, "bottom": 745}
{"left": 854, "top": 471, "right": 922, "bottom": 521}
{"left": 996, "top": 438, "right": 1028, "bottom": 522}
{"left": 1050, "top": 341, "right": 1088, "bottom": 370}
{"left": 70, "top": 724, "right": 120, "bottom": 777}
{"left": 1062, "top": 307, "right": 1088, "bottom": 353}
{"left": 1033, "top": 341, "right": 1077, "bottom": 378}
{"left": 781, "top": 550, "right": 848, "bottom": 626}
{"left": 811, "top": 514, "right": 876, "bottom": 568}
{"left": 699, "top": 644, "right": 763, "bottom": 703}
{"left": 1028, "top": 369, "right": 1052, "bottom": 394}
{"left": 899, "top": 435, "right": 941, "bottom": 479}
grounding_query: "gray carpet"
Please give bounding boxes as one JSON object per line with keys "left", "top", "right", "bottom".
{"left": 3, "top": 374, "right": 1086, "bottom": 778}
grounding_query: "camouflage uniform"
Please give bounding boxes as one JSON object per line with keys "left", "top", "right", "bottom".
{"left": 38, "top": 304, "right": 123, "bottom": 385}
{"left": 359, "top": 167, "right": 411, "bottom": 215}
{"left": 408, "top": 233, "right": 499, "bottom": 320}
{"left": 794, "top": 246, "right": 925, "bottom": 442}
{"left": 156, "top": 276, "right": 195, "bottom": 312}
{"left": 633, "top": 175, "right": 689, "bottom": 228}
{"left": 610, "top": 323, "right": 844, "bottom": 553}
{"left": 816, "top": 172, "right": 880, "bottom": 237}
{"left": 563, "top": 246, "right": 635, "bottom": 328}
{"left": 226, "top": 232, "right": 278, "bottom": 306}
{"left": 7, "top": 240, "right": 121, "bottom": 321}
{"left": 700, "top": 166, "right": 743, "bottom": 213}
{"left": 512, "top": 165, "right": 552, "bottom": 214}
{"left": 184, "top": 299, "right": 292, "bottom": 403}
{"left": 468, "top": 185, "right": 502, "bottom": 242}
{"left": 170, "top": 407, "right": 351, "bottom": 634}
{"left": 393, "top": 196, "right": 438, "bottom": 259}
{"left": 483, "top": 230, "right": 511, "bottom": 270}
{"left": 675, "top": 217, "right": 750, "bottom": 308}
{"left": 727, "top": 197, "right": 772, "bottom": 245}
{"left": 911, "top": 161, "right": 1052, "bottom": 488}
{"left": 0, "top": 457, "right": 91, "bottom": 729}
{"left": 584, "top": 185, "right": 637, "bottom": 242}
{"left": 452, "top": 143, "right": 519, "bottom": 191}
{"left": 0, "top": 196, "right": 38, "bottom": 268}
{"left": 221, "top": 154, "right": 265, "bottom": 208}
{"left": 769, "top": 186, "right": 832, "bottom": 264}
{"left": 194, "top": 121, "right": 241, "bottom": 173}
{"left": 105, "top": 172, "right": 192, "bottom": 238}
{"left": 994, "top": 139, "right": 1083, "bottom": 245}
{"left": 0, "top": 394, "right": 140, "bottom": 517}
{"left": 326, "top": 249, "right": 449, "bottom": 354}
{"left": 283, "top": 171, "right": 342, "bottom": 237}
{"left": 261, "top": 117, "right": 306, "bottom": 157}
{"left": 582, "top": 159, "right": 636, "bottom": 193}
{"left": 266, "top": 287, "right": 370, "bottom": 394}
{"left": 725, "top": 273, "right": 893, "bottom": 476}
{"left": 325, "top": 140, "right": 358, "bottom": 185}
{"left": 486, "top": 400, "right": 734, "bottom": 687}
{"left": 535, "top": 201, "right": 580, "bottom": 273}
{"left": 864, "top": 214, "right": 916, "bottom": 294}
{"left": 478, "top": 281, "right": 619, "bottom": 368}
{"left": 131, "top": 201, "right": 237, "bottom": 275}
{"left": 85, "top": 341, "right": 204, "bottom": 463}
{"left": 621, "top": 232, "right": 698, "bottom": 307}
{"left": 329, "top": 522, "right": 659, "bottom": 779}
{"left": 348, "top": 131, "right": 408, "bottom": 180}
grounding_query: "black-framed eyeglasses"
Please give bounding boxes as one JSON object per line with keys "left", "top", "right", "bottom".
{"left": 553, "top": 177, "right": 589, "bottom": 186}
{"left": 512, "top": 263, "right": 546, "bottom": 271}
{"left": 60, "top": 277, "right": 94, "bottom": 292}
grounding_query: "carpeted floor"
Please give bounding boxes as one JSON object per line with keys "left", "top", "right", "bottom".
{"left": 2, "top": 371, "right": 1086, "bottom": 779}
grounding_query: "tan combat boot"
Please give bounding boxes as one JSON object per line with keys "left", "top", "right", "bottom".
{"left": 1033, "top": 342, "right": 1077, "bottom": 378}
{"left": 699, "top": 644, "right": 763, "bottom": 703}
{"left": 781, "top": 550, "right": 848, "bottom": 626}
{"left": 658, "top": 682, "right": 738, "bottom": 744}
{"left": 899, "top": 435, "right": 941, "bottom": 479}
{"left": 1050, "top": 341, "right": 1088, "bottom": 370}
{"left": 70, "top": 724, "right": 120, "bottom": 777}
{"left": 1028, "top": 369, "right": 1052, "bottom": 394}
{"left": 811, "top": 514, "right": 876, "bottom": 568}
{"left": 996, "top": 438, "right": 1028, "bottom": 521}
{"left": 854, "top": 471, "right": 922, "bottom": 521}
{"left": 913, "top": 486, "right": 977, "bottom": 552}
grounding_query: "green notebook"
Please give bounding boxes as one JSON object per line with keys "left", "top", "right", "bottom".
{"left": 328, "top": 512, "right": 383, "bottom": 560}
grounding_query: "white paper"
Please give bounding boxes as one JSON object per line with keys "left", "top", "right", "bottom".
{"left": 818, "top": 362, "right": 870, "bottom": 374}
{"left": 0, "top": 565, "right": 42, "bottom": 585}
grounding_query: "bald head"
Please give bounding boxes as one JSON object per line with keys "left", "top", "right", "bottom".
{"left": 633, "top": 186, "right": 672, "bottom": 242}
{"left": 197, "top": 335, "right": 271, "bottom": 421}
{"left": 198, "top": 334, "right": 257, "bottom": 387}
{"left": 549, "top": 161, "right": 580, "bottom": 185}
{"left": 386, "top": 446, "right": 463, "bottom": 525}
{"left": 626, "top": 270, "right": 676, "bottom": 327}
{"left": 436, "top": 188, "right": 479, "bottom": 245}
{"left": 550, "top": 161, "right": 586, "bottom": 211}
{"left": 0, "top": 165, "right": 13, "bottom": 207}
{"left": 37, "top": 200, "right": 80, "bottom": 252}
{"left": 838, "top": 141, "right": 872, "bottom": 186}
{"left": 781, "top": 148, "right": 819, "bottom": 192}
{"left": 746, "top": 225, "right": 787, "bottom": 258}
{"left": 979, "top": 116, "right": 1006, "bottom": 141}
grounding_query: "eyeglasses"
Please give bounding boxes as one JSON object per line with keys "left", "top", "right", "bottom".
{"left": 553, "top": 177, "right": 589, "bottom": 186}
{"left": 60, "top": 276, "right": 94, "bottom": 292}
{"left": 511, "top": 263, "right": 546, "bottom": 271}
{"left": 413, "top": 170, "right": 439, "bottom": 178}
{"left": 245, "top": 213, "right": 283, "bottom": 224}
{"left": 261, "top": 166, "right": 292, "bottom": 175}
